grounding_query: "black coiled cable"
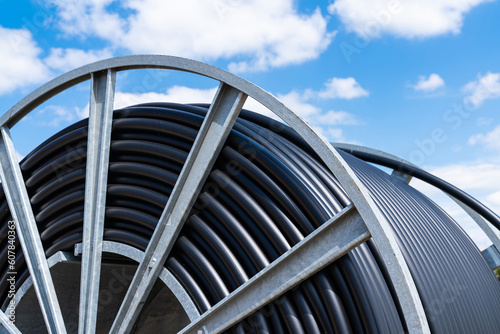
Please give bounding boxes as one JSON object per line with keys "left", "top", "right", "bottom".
{"left": 0, "top": 102, "right": 498, "bottom": 333}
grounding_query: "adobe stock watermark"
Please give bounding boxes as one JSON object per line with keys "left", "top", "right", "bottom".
{"left": 5, "top": 0, "right": 53, "bottom": 50}
{"left": 20, "top": 0, "right": 54, "bottom": 38}
{"left": 423, "top": 277, "right": 469, "bottom": 323}
{"left": 65, "top": 267, "right": 135, "bottom": 332}
{"left": 212, "top": 0, "right": 244, "bottom": 19}
{"left": 6, "top": 220, "right": 17, "bottom": 325}
{"left": 407, "top": 102, "right": 471, "bottom": 166}
{"left": 405, "top": 81, "right": 494, "bottom": 167}
{"left": 340, "top": 1, "right": 402, "bottom": 63}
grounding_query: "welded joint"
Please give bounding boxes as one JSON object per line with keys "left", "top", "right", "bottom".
{"left": 74, "top": 243, "right": 83, "bottom": 257}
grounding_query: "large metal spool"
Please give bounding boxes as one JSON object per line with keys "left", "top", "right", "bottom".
{"left": 0, "top": 55, "right": 499, "bottom": 333}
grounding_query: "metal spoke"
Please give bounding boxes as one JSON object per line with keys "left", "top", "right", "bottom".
{"left": 179, "top": 205, "right": 369, "bottom": 334}
{"left": 0, "top": 311, "right": 21, "bottom": 334}
{"left": 109, "top": 83, "right": 247, "bottom": 334}
{"left": 0, "top": 127, "right": 67, "bottom": 333}
{"left": 78, "top": 70, "right": 116, "bottom": 334}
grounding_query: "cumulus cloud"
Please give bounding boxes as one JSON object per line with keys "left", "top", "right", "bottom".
{"left": 313, "top": 77, "right": 369, "bottom": 99}
{"left": 114, "top": 86, "right": 218, "bottom": 110}
{"left": 328, "top": 0, "right": 492, "bottom": 39}
{"left": 273, "top": 77, "right": 365, "bottom": 140}
{"left": 0, "top": 25, "right": 116, "bottom": 95}
{"left": 426, "top": 163, "right": 500, "bottom": 194}
{"left": 463, "top": 72, "right": 500, "bottom": 107}
{"left": 276, "top": 89, "right": 360, "bottom": 141}
{"left": 486, "top": 191, "right": 500, "bottom": 211}
{"left": 277, "top": 91, "right": 321, "bottom": 119}
{"left": 314, "top": 127, "right": 347, "bottom": 143}
{"left": 242, "top": 97, "right": 279, "bottom": 120}
{"left": 316, "top": 110, "right": 359, "bottom": 125}
{"left": 76, "top": 103, "right": 90, "bottom": 119}
{"left": 413, "top": 73, "right": 445, "bottom": 92}
{"left": 48, "top": 0, "right": 124, "bottom": 39}
{"left": 37, "top": 105, "right": 79, "bottom": 127}
{"left": 468, "top": 126, "right": 500, "bottom": 151}
{"left": 326, "top": 128, "right": 346, "bottom": 142}
{"left": 0, "top": 26, "right": 51, "bottom": 94}
{"left": 48, "top": 0, "right": 335, "bottom": 72}
{"left": 44, "top": 48, "right": 113, "bottom": 72}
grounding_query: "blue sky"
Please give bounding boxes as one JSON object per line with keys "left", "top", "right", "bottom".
{"left": 0, "top": 0, "right": 499, "bottom": 248}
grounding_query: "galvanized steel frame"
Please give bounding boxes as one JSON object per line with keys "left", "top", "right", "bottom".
{"left": 179, "top": 205, "right": 370, "bottom": 334}
{"left": 0, "top": 55, "right": 430, "bottom": 333}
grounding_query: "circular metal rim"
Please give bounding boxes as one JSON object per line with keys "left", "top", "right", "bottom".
{"left": 12, "top": 241, "right": 200, "bottom": 322}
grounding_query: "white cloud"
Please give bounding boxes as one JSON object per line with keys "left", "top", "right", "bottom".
{"left": 328, "top": 0, "right": 492, "bottom": 39}
{"left": 277, "top": 91, "right": 321, "bottom": 119}
{"left": 468, "top": 125, "right": 500, "bottom": 151}
{"left": 312, "top": 126, "right": 347, "bottom": 143}
{"left": 75, "top": 103, "right": 90, "bottom": 119}
{"left": 316, "top": 110, "right": 359, "bottom": 125}
{"left": 242, "top": 97, "right": 280, "bottom": 120}
{"left": 114, "top": 86, "right": 218, "bottom": 110}
{"left": 325, "top": 128, "right": 346, "bottom": 142}
{"left": 463, "top": 72, "right": 500, "bottom": 107}
{"left": 49, "top": 0, "right": 124, "bottom": 39}
{"left": 0, "top": 25, "right": 114, "bottom": 95}
{"left": 49, "top": 0, "right": 334, "bottom": 72}
{"left": 45, "top": 48, "right": 113, "bottom": 72}
{"left": 0, "top": 26, "right": 50, "bottom": 94}
{"left": 37, "top": 105, "right": 78, "bottom": 127}
{"left": 426, "top": 163, "right": 500, "bottom": 195}
{"left": 274, "top": 77, "right": 365, "bottom": 141}
{"left": 277, "top": 91, "right": 359, "bottom": 125}
{"left": 413, "top": 73, "right": 445, "bottom": 92}
{"left": 276, "top": 90, "right": 360, "bottom": 141}
{"left": 314, "top": 77, "right": 369, "bottom": 99}
{"left": 487, "top": 191, "right": 500, "bottom": 207}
